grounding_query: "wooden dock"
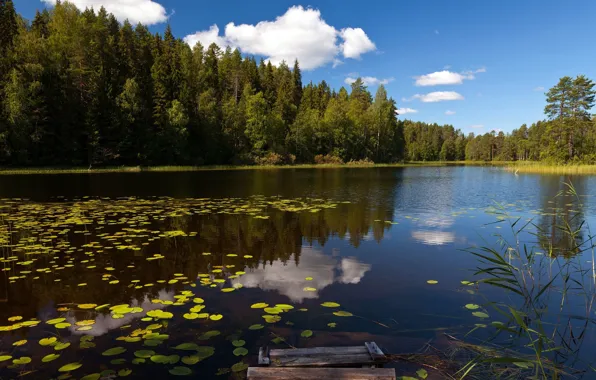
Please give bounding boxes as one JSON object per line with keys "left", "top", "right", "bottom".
{"left": 248, "top": 342, "right": 396, "bottom": 380}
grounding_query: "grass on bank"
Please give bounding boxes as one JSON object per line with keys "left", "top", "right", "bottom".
{"left": 0, "top": 161, "right": 494, "bottom": 175}
{"left": 506, "top": 161, "right": 596, "bottom": 174}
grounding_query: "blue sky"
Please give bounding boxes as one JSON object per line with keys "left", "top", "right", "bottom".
{"left": 15, "top": 0, "right": 596, "bottom": 134}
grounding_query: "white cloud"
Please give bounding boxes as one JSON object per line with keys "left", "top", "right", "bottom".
{"left": 339, "top": 27, "right": 376, "bottom": 59}
{"left": 396, "top": 108, "right": 418, "bottom": 115}
{"left": 344, "top": 76, "right": 394, "bottom": 86}
{"left": 534, "top": 86, "right": 545, "bottom": 92}
{"left": 414, "top": 68, "right": 485, "bottom": 86}
{"left": 183, "top": 25, "right": 228, "bottom": 51}
{"left": 470, "top": 124, "right": 484, "bottom": 129}
{"left": 41, "top": 0, "right": 167, "bottom": 25}
{"left": 411, "top": 91, "right": 464, "bottom": 103}
{"left": 445, "top": 110, "right": 456, "bottom": 115}
{"left": 412, "top": 230, "right": 455, "bottom": 246}
{"left": 183, "top": 6, "right": 375, "bottom": 70}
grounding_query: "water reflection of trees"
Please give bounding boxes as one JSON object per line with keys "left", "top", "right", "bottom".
{"left": 0, "top": 188, "right": 397, "bottom": 323}
{"left": 536, "top": 176, "right": 587, "bottom": 257}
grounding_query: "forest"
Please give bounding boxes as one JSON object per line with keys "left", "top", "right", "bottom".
{"left": 0, "top": 1, "right": 595, "bottom": 167}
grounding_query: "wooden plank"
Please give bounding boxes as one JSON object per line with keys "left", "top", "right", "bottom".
{"left": 258, "top": 346, "right": 271, "bottom": 365}
{"left": 247, "top": 367, "right": 396, "bottom": 380}
{"left": 270, "top": 353, "right": 375, "bottom": 367}
{"left": 269, "top": 346, "right": 367, "bottom": 357}
{"left": 365, "top": 342, "right": 387, "bottom": 362}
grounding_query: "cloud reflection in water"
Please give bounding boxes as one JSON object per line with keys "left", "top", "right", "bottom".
{"left": 234, "top": 247, "right": 371, "bottom": 302}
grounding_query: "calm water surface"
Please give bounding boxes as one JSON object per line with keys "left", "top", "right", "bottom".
{"left": 1, "top": 167, "right": 596, "bottom": 379}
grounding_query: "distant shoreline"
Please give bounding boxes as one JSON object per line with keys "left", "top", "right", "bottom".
{"left": 1, "top": 161, "right": 594, "bottom": 175}
{"left": 0, "top": 161, "right": 497, "bottom": 175}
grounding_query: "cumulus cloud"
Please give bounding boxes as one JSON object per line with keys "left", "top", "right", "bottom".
{"left": 534, "top": 86, "right": 545, "bottom": 92}
{"left": 183, "top": 6, "right": 376, "bottom": 70}
{"left": 470, "top": 124, "right": 484, "bottom": 129}
{"left": 41, "top": 0, "right": 168, "bottom": 25}
{"left": 396, "top": 108, "right": 418, "bottom": 115}
{"left": 410, "top": 91, "right": 464, "bottom": 103}
{"left": 445, "top": 110, "right": 456, "bottom": 115}
{"left": 414, "top": 68, "right": 485, "bottom": 86}
{"left": 339, "top": 28, "right": 376, "bottom": 59}
{"left": 344, "top": 76, "right": 394, "bottom": 86}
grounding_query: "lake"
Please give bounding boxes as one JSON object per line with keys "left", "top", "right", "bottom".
{"left": 1, "top": 166, "right": 596, "bottom": 379}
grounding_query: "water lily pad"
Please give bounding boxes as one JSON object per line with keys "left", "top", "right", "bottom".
{"left": 231, "top": 361, "right": 248, "bottom": 372}
{"left": 80, "top": 374, "right": 101, "bottom": 380}
{"left": 13, "top": 356, "right": 32, "bottom": 365}
{"left": 118, "top": 369, "right": 133, "bottom": 377}
{"left": 232, "top": 340, "right": 245, "bottom": 347}
{"left": 233, "top": 347, "right": 248, "bottom": 356}
{"left": 174, "top": 343, "right": 200, "bottom": 351}
{"left": 417, "top": 368, "right": 428, "bottom": 379}
{"left": 0, "top": 355, "right": 12, "bottom": 362}
{"left": 102, "top": 347, "right": 127, "bottom": 356}
{"left": 54, "top": 342, "right": 71, "bottom": 351}
{"left": 472, "top": 312, "right": 489, "bottom": 318}
{"left": 321, "top": 302, "right": 340, "bottom": 308}
{"left": 248, "top": 324, "right": 264, "bottom": 330}
{"left": 333, "top": 311, "right": 353, "bottom": 317}
{"left": 426, "top": 280, "right": 438, "bottom": 284}
{"left": 42, "top": 353, "right": 61, "bottom": 362}
{"left": 134, "top": 350, "right": 155, "bottom": 358}
{"left": 59, "top": 362, "right": 83, "bottom": 372}
{"left": 39, "top": 337, "right": 57, "bottom": 346}
{"left": 250, "top": 302, "right": 268, "bottom": 309}
{"left": 300, "top": 330, "right": 313, "bottom": 338}
{"left": 209, "top": 314, "right": 223, "bottom": 321}
{"left": 465, "top": 304, "right": 480, "bottom": 310}
{"left": 55, "top": 322, "right": 71, "bottom": 329}
{"left": 169, "top": 366, "right": 192, "bottom": 376}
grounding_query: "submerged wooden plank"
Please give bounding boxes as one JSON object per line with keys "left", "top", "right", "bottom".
{"left": 270, "top": 353, "right": 374, "bottom": 367}
{"left": 258, "top": 346, "right": 271, "bottom": 365}
{"left": 247, "top": 367, "right": 396, "bottom": 380}
{"left": 365, "top": 342, "right": 387, "bottom": 362}
{"left": 269, "top": 346, "right": 367, "bottom": 357}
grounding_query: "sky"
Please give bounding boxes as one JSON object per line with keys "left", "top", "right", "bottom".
{"left": 14, "top": 0, "right": 596, "bottom": 134}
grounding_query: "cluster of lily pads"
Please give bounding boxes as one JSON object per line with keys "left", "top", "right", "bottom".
{"left": 0, "top": 196, "right": 361, "bottom": 378}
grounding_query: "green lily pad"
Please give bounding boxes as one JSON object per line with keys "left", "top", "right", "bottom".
{"left": 39, "top": 337, "right": 57, "bottom": 346}
{"left": 233, "top": 347, "right": 248, "bottom": 356}
{"left": 102, "top": 347, "right": 126, "bottom": 356}
{"left": 174, "top": 343, "right": 200, "bottom": 351}
{"left": 472, "top": 312, "right": 489, "bottom": 318}
{"left": 300, "top": 330, "right": 313, "bottom": 338}
{"left": 59, "top": 362, "right": 83, "bottom": 372}
{"left": 426, "top": 280, "right": 438, "bottom": 284}
{"left": 250, "top": 303, "right": 268, "bottom": 309}
{"left": 80, "top": 374, "right": 101, "bottom": 380}
{"left": 42, "top": 353, "right": 61, "bottom": 363}
{"left": 118, "top": 369, "right": 133, "bottom": 377}
{"left": 465, "top": 304, "right": 480, "bottom": 310}
{"left": 333, "top": 311, "right": 353, "bottom": 317}
{"left": 248, "top": 324, "right": 264, "bottom": 330}
{"left": 321, "top": 302, "right": 340, "bottom": 308}
{"left": 169, "top": 366, "right": 192, "bottom": 376}
{"left": 232, "top": 340, "right": 245, "bottom": 347}
{"left": 13, "top": 356, "right": 32, "bottom": 365}
{"left": 134, "top": 350, "right": 155, "bottom": 358}
{"left": 231, "top": 361, "right": 249, "bottom": 372}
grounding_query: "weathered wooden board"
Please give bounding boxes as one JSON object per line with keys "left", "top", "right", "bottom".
{"left": 263, "top": 342, "right": 388, "bottom": 367}
{"left": 247, "top": 367, "right": 396, "bottom": 380}
{"left": 270, "top": 353, "right": 374, "bottom": 367}
{"left": 269, "top": 346, "right": 368, "bottom": 357}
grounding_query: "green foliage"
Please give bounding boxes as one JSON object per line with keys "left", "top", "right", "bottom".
{"left": 1, "top": 2, "right": 594, "bottom": 167}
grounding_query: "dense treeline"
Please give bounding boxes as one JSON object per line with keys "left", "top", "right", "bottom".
{"left": 0, "top": 1, "right": 595, "bottom": 167}
{"left": 0, "top": 1, "right": 403, "bottom": 166}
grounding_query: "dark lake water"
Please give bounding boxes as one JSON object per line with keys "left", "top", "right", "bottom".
{"left": 1, "top": 166, "right": 596, "bottom": 379}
